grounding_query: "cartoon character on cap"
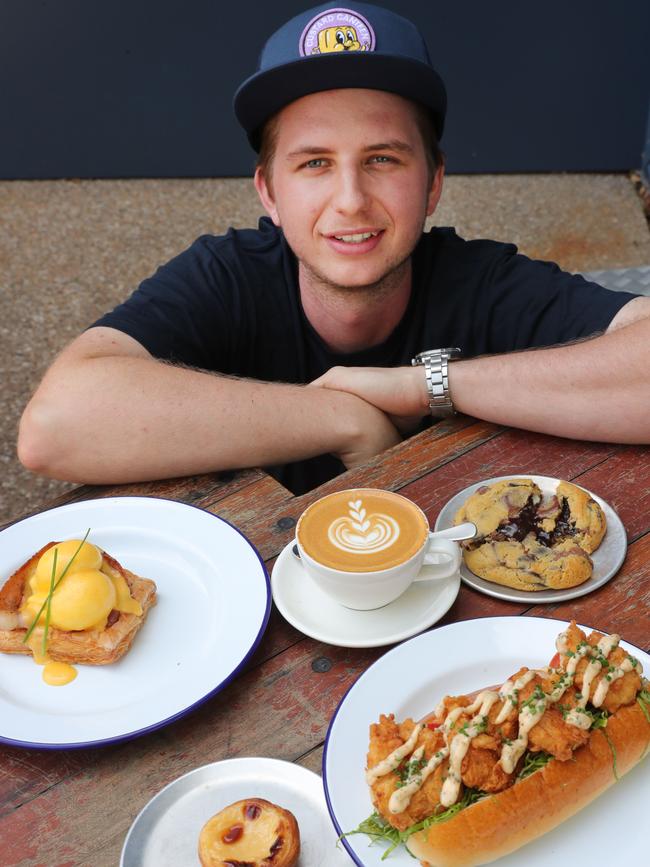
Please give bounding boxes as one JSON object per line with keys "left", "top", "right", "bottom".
{"left": 313, "top": 23, "right": 369, "bottom": 53}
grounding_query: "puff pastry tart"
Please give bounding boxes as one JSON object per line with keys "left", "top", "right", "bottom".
{"left": 0, "top": 541, "right": 157, "bottom": 664}
{"left": 198, "top": 798, "right": 300, "bottom": 867}
{"left": 453, "top": 478, "right": 606, "bottom": 591}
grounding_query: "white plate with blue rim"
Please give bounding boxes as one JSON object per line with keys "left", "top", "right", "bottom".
{"left": 323, "top": 616, "right": 650, "bottom": 866}
{"left": 0, "top": 496, "right": 271, "bottom": 749}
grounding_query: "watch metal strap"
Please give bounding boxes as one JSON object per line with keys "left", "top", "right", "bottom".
{"left": 412, "top": 348, "right": 461, "bottom": 417}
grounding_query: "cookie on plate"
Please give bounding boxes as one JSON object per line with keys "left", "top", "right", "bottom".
{"left": 453, "top": 478, "right": 606, "bottom": 591}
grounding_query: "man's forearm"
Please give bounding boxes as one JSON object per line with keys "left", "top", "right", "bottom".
{"left": 312, "top": 315, "right": 650, "bottom": 443}
{"left": 449, "top": 317, "right": 650, "bottom": 442}
{"left": 19, "top": 353, "right": 400, "bottom": 484}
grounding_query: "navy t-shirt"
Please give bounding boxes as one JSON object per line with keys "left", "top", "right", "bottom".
{"left": 95, "top": 218, "right": 636, "bottom": 492}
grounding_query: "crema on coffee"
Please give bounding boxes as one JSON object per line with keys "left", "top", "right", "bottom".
{"left": 296, "top": 489, "right": 429, "bottom": 572}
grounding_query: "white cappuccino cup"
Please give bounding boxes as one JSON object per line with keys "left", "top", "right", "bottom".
{"left": 295, "top": 488, "right": 461, "bottom": 610}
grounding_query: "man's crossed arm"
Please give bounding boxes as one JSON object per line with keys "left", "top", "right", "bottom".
{"left": 17, "top": 327, "right": 400, "bottom": 484}
{"left": 311, "top": 297, "right": 650, "bottom": 444}
{"left": 18, "top": 297, "right": 650, "bottom": 485}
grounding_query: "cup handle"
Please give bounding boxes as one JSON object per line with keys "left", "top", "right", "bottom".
{"left": 413, "top": 536, "right": 461, "bottom": 581}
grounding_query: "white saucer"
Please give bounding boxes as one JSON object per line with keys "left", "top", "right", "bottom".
{"left": 271, "top": 542, "right": 460, "bottom": 648}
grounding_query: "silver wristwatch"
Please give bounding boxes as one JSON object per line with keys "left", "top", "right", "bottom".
{"left": 411, "top": 348, "right": 461, "bottom": 417}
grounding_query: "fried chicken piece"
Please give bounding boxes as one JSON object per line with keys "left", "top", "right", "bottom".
{"left": 559, "top": 623, "right": 643, "bottom": 714}
{"left": 461, "top": 737, "right": 513, "bottom": 792}
{"left": 367, "top": 714, "right": 447, "bottom": 831}
{"left": 527, "top": 703, "right": 590, "bottom": 760}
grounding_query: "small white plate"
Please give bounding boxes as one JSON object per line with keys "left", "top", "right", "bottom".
{"left": 120, "top": 757, "right": 351, "bottom": 867}
{"left": 435, "top": 475, "right": 627, "bottom": 603}
{"left": 271, "top": 541, "right": 460, "bottom": 648}
{"left": 0, "top": 497, "right": 270, "bottom": 748}
{"left": 323, "top": 616, "right": 650, "bottom": 866}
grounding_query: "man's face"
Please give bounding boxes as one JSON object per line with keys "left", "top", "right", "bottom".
{"left": 255, "top": 89, "right": 443, "bottom": 294}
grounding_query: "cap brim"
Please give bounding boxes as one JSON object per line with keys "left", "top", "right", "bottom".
{"left": 233, "top": 52, "right": 446, "bottom": 149}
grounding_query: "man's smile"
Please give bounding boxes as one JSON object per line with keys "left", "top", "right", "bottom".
{"left": 331, "top": 230, "right": 380, "bottom": 243}
{"left": 324, "top": 229, "right": 385, "bottom": 254}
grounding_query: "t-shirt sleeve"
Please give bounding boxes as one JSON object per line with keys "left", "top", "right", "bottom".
{"left": 92, "top": 235, "right": 240, "bottom": 370}
{"left": 473, "top": 249, "right": 638, "bottom": 354}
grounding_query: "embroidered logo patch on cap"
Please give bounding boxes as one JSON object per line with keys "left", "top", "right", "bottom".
{"left": 299, "top": 7, "right": 376, "bottom": 56}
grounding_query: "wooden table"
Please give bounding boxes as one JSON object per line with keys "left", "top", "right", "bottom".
{"left": 1, "top": 417, "right": 649, "bottom": 866}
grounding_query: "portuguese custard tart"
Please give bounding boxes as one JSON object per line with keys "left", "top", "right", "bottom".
{"left": 453, "top": 478, "right": 606, "bottom": 591}
{"left": 198, "top": 798, "right": 300, "bottom": 867}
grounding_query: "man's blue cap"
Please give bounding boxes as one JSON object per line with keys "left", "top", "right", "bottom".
{"left": 234, "top": 2, "right": 447, "bottom": 151}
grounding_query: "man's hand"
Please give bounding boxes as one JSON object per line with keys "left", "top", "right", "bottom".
{"left": 310, "top": 365, "right": 429, "bottom": 434}
{"left": 334, "top": 398, "right": 402, "bottom": 468}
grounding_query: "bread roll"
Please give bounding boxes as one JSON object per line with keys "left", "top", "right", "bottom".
{"left": 406, "top": 699, "right": 650, "bottom": 866}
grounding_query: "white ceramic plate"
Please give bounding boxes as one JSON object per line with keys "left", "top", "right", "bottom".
{"left": 271, "top": 541, "right": 460, "bottom": 648}
{"left": 120, "top": 757, "right": 351, "bottom": 867}
{"left": 0, "top": 496, "right": 270, "bottom": 748}
{"left": 323, "top": 616, "right": 650, "bottom": 866}
{"left": 435, "top": 475, "right": 627, "bottom": 602}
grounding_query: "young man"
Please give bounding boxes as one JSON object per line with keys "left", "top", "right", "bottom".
{"left": 18, "top": 2, "right": 650, "bottom": 495}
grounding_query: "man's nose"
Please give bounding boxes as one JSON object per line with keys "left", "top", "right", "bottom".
{"left": 331, "top": 166, "right": 371, "bottom": 215}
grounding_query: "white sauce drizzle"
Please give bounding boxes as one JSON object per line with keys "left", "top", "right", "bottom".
{"left": 440, "top": 690, "right": 499, "bottom": 807}
{"left": 388, "top": 744, "right": 450, "bottom": 814}
{"left": 365, "top": 723, "right": 423, "bottom": 785}
{"left": 494, "top": 670, "right": 537, "bottom": 725}
{"left": 364, "top": 628, "right": 643, "bottom": 813}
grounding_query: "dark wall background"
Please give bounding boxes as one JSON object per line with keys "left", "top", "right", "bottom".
{"left": 1, "top": 0, "right": 648, "bottom": 179}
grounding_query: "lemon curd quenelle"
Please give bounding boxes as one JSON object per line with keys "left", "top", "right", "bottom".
{"left": 0, "top": 538, "right": 157, "bottom": 685}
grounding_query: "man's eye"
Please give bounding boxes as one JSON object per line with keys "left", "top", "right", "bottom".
{"left": 304, "top": 158, "right": 326, "bottom": 168}
{"left": 370, "top": 155, "right": 393, "bottom": 164}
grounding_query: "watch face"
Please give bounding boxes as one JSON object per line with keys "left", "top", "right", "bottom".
{"left": 414, "top": 348, "right": 461, "bottom": 362}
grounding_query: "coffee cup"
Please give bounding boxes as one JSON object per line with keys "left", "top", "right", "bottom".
{"left": 295, "top": 488, "right": 462, "bottom": 610}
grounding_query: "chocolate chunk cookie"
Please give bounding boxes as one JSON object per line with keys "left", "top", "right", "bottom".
{"left": 453, "top": 478, "right": 606, "bottom": 591}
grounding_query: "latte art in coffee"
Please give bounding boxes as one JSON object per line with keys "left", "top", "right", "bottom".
{"left": 297, "top": 488, "right": 429, "bottom": 572}
{"left": 328, "top": 500, "right": 401, "bottom": 554}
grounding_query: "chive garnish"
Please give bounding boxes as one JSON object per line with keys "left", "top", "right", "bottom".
{"left": 41, "top": 548, "right": 58, "bottom": 656}
{"left": 22, "top": 529, "right": 92, "bottom": 649}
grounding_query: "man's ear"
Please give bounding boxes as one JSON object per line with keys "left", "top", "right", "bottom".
{"left": 426, "top": 163, "right": 445, "bottom": 217}
{"left": 254, "top": 167, "right": 281, "bottom": 226}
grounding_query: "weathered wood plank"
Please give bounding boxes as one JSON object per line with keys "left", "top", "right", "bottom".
{"left": 296, "top": 417, "right": 501, "bottom": 501}
{"left": 399, "top": 429, "right": 620, "bottom": 527}
{"left": 0, "top": 468, "right": 269, "bottom": 533}
{"left": 573, "top": 445, "right": 650, "bottom": 541}
{"left": 527, "top": 531, "right": 650, "bottom": 651}
{"left": 0, "top": 640, "right": 381, "bottom": 866}
{"left": 211, "top": 421, "right": 504, "bottom": 564}
{"left": 1, "top": 432, "right": 647, "bottom": 867}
